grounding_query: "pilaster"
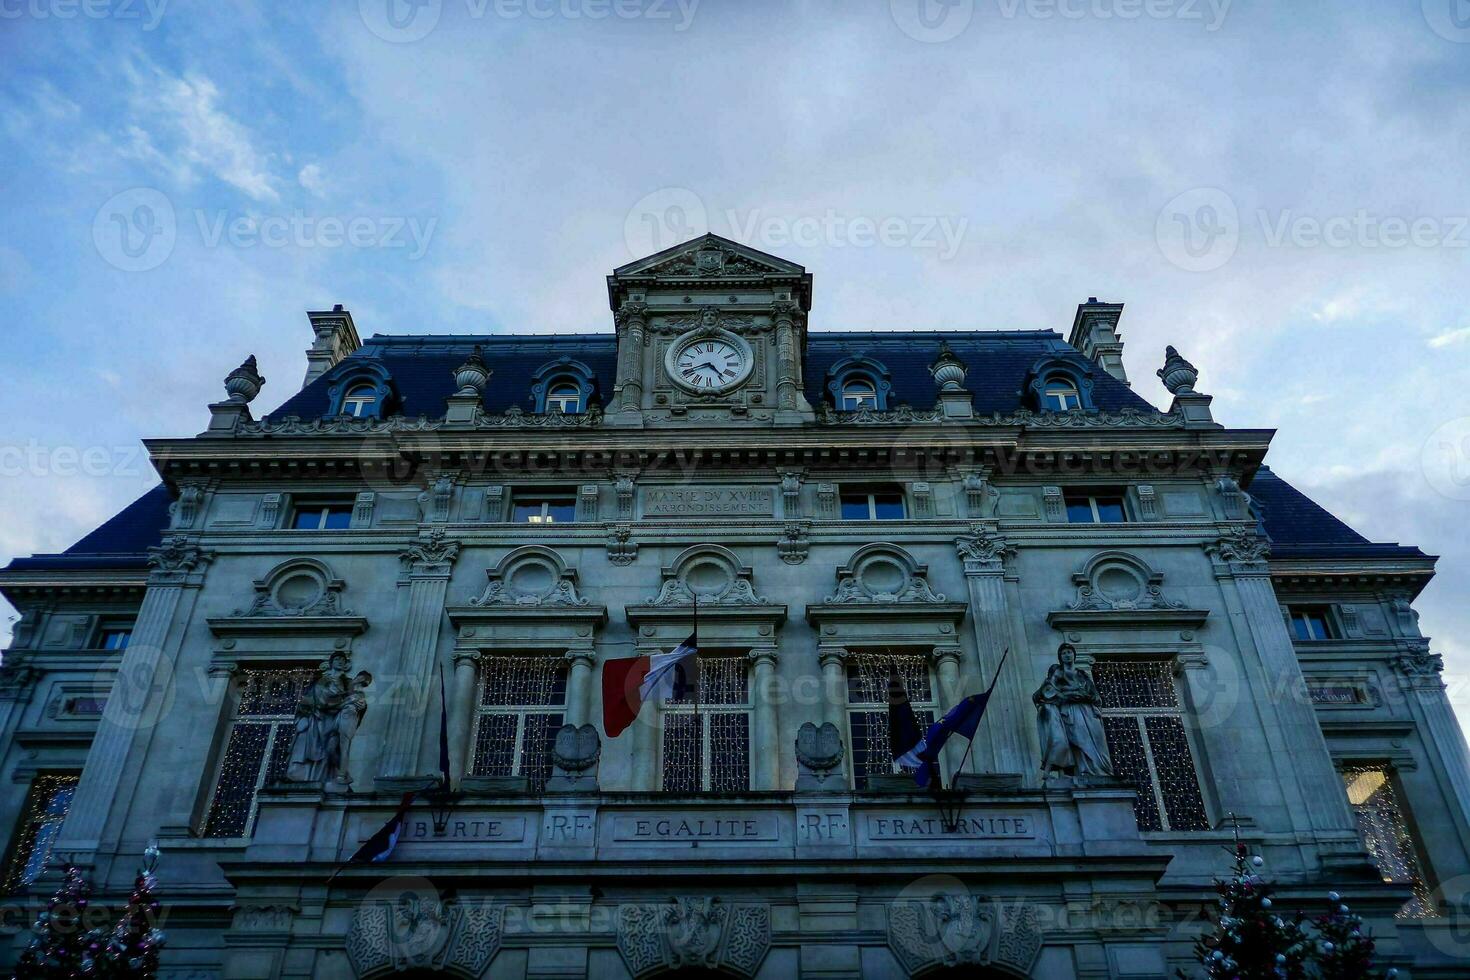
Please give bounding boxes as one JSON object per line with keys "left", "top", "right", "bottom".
{"left": 749, "top": 646, "right": 781, "bottom": 789}
{"left": 954, "top": 526, "right": 1029, "bottom": 776}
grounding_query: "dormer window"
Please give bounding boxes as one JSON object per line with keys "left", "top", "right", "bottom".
{"left": 545, "top": 381, "right": 583, "bottom": 414}
{"left": 1042, "top": 378, "right": 1082, "bottom": 411}
{"left": 340, "top": 384, "right": 381, "bottom": 417}
{"left": 839, "top": 378, "right": 879, "bottom": 411}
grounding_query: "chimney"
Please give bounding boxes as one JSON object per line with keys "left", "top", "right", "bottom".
{"left": 1068, "top": 298, "right": 1128, "bottom": 386}
{"left": 303, "top": 305, "right": 361, "bottom": 387}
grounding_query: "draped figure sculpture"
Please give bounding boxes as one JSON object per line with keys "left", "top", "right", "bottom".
{"left": 286, "top": 652, "right": 370, "bottom": 784}
{"left": 1032, "top": 643, "right": 1113, "bottom": 778}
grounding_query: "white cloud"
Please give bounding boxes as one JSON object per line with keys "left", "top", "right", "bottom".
{"left": 1428, "top": 325, "right": 1470, "bottom": 349}
{"left": 297, "top": 163, "right": 328, "bottom": 197}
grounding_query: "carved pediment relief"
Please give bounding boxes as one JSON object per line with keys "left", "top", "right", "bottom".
{"left": 469, "top": 546, "right": 588, "bottom": 607}
{"left": 345, "top": 888, "right": 501, "bottom": 979}
{"left": 616, "top": 896, "right": 771, "bottom": 979}
{"left": 618, "top": 233, "right": 806, "bottom": 281}
{"left": 887, "top": 891, "right": 1042, "bottom": 978}
{"left": 825, "top": 544, "right": 946, "bottom": 604}
{"left": 232, "top": 559, "right": 350, "bottom": 617}
{"left": 1065, "top": 551, "right": 1182, "bottom": 613}
{"left": 646, "top": 545, "right": 770, "bottom": 606}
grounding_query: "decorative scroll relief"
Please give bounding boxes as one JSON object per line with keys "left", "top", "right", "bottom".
{"left": 826, "top": 544, "right": 946, "bottom": 604}
{"left": 616, "top": 897, "right": 771, "bottom": 979}
{"left": 345, "top": 893, "right": 501, "bottom": 979}
{"left": 1065, "top": 551, "right": 1183, "bottom": 612}
{"left": 1205, "top": 525, "right": 1272, "bottom": 566}
{"left": 231, "top": 559, "right": 350, "bottom": 617}
{"left": 888, "top": 895, "right": 1042, "bottom": 978}
{"left": 469, "top": 547, "right": 589, "bottom": 607}
{"left": 647, "top": 545, "right": 770, "bottom": 606}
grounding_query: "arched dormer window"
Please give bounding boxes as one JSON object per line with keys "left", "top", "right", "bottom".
{"left": 324, "top": 361, "right": 395, "bottom": 419}
{"left": 826, "top": 356, "right": 894, "bottom": 412}
{"left": 1024, "top": 355, "right": 1096, "bottom": 413}
{"left": 530, "top": 358, "right": 597, "bottom": 415}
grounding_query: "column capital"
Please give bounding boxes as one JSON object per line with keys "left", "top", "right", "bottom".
{"left": 954, "top": 524, "right": 1016, "bottom": 575}
{"left": 145, "top": 534, "right": 214, "bottom": 586}
{"left": 399, "top": 527, "right": 461, "bottom": 577}
{"left": 1204, "top": 525, "right": 1271, "bottom": 574}
{"left": 747, "top": 646, "right": 779, "bottom": 667}
{"left": 564, "top": 649, "right": 597, "bottom": 668}
{"left": 817, "top": 645, "right": 849, "bottom": 669}
{"left": 452, "top": 650, "right": 482, "bottom": 668}
{"left": 1394, "top": 641, "right": 1445, "bottom": 687}
{"left": 929, "top": 644, "right": 964, "bottom": 668}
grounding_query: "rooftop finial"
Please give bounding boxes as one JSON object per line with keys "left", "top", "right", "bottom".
{"left": 1157, "top": 345, "right": 1200, "bottom": 395}
{"left": 224, "top": 355, "right": 265, "bottom": 404}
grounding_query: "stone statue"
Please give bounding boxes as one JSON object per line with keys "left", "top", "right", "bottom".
{"left": 334, "top": 670, "right": 373, "bottom": 785}
{"left": 286, "top": 651, "right": 368, "bottom": 784}
{"left": 1032, "top": 643, "right": 1113, "bottom": 778}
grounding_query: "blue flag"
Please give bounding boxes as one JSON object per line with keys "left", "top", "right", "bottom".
{"left": 895, "top": 649, "right": 1009, "bottom": 789}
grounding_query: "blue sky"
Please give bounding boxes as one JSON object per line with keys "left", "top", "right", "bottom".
{"left": 1, "top": 0, "right": 1467, "bottom": 715}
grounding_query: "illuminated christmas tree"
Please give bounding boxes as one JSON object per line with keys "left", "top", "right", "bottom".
{"left": 1186, "top": 835, "right": 1312, "bottom": 980}
{"left": 1311, "top": 892, "right": 1395, "bottom": 980}
{"left": 93, "top": 845, "right": 166, "bottom": 979}
{"left": 13, "top": 864, "right": 99, "bottom": 978}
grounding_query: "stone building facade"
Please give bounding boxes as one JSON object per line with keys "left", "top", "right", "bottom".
{"left": 1, "top": 234, "right": 1467, "bottom": 977}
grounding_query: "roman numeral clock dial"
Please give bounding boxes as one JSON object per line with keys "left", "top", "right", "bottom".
{"left": 666, "top": 331, "right": 753, "bottom": 396}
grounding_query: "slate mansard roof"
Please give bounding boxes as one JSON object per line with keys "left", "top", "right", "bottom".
{"left": 1, "top": 330, "right": 1430, "bottom": 573}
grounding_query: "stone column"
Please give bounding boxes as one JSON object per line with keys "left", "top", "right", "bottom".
{"left": 1207, "top": 529, "right": 1356, "bottom": 835}
{"left": 954, "top": 527, "right": 1028, "bottom": 774}
{"left": 931, "top": 645, "right": 966, "bottom": 776}
{"left": 613, "top": 301, "right": 648, "bottom": 413}
{"left": 449, "top": 651, "right": 480, "bottom": 783}
{"left": 771, "top": 301, "right": 801, "bottom": 411}
{"left": 1397, "top": 646, "right": 1470, "bottom": 845}
{"left": 564, "top": 649, "right": 596, "bottom": 727}
{"left": 748, "top": 647, "right": 780, "bottom": 790}
{"left": 818, "top": 645, "right": 848, "bottom": 730}
{"left": 377, "top": 531, "right": 460, "bottom": 784}
{"left": 55, "top": 536, "right": 211, "bottom": 865}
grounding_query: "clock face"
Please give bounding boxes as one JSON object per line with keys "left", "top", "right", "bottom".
{"left": 669, "top": 334, "right": 752, "bottom": 394}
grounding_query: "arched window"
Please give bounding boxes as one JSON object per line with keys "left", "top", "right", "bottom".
{"left": 545, "top": 380, "right": 583, "bottom": 414}
{"left": 1042, "top": 377, "right": 1082, "bottom": 412}
{"left": 840, "top": 377, "right": 879, "bottom": 411}
{"left": 340, "top": 384, "right": 380, "bottom": 417}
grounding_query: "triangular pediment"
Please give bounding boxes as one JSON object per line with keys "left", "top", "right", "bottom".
{"left": 613, "top": 233, "right": 807, "bottom": 280}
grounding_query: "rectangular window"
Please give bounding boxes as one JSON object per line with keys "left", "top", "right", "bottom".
{"left": 839, "top": 488, "right": 905, "bottom": 521}
{"left": 844, "top": 653, "right": 937, "bottom": 789}
{"left": 1289, "top": 606, "right": 1336, "bottom": 641}
{"left": 290, "top": 502, "right": 353, "bottom": 530}
{"left": 662, "top": 656, "right": 751, "bottom": 793}
{"left": 1065, "top": 490, "right": 1128, "bottom": 524}
{"left": 470, "top": 657, "right": 568, "bottom": 792}
{"left": 1341, "top": 765, "right": 1435, "bottom": 918}
{"left": 203, "top": 669, "right": 314, "bottom": 838}
{"left": 1093, "top": 659, "right": 1208, "bottom": 832}
{"left": 511, "top": 492, "right": 577, "bottom": 524}
{"left": 1, "top": 774, "right": 79, "bottom": 893}
{"left": 98, "top": 624, "right": 133, "bottom": 650}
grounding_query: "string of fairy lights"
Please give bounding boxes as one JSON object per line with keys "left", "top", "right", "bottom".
{"left": 472, "top": 656, "right": 568, "bottom": 791}
{"left": 845, "top": 651, "right": 934, "bottom": 788}
{"left": 662, "top": 655, "right": 749, "bottom": 793}
{"left": 1341, "top": 765, "right": 1436, "bottom": 918}
{"left": 202, "top": 669, "right": 313, "bottom": 838}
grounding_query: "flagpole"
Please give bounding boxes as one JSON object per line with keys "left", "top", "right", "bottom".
{"left": 947, "top": 647, "right": 1008, "bottom": 791}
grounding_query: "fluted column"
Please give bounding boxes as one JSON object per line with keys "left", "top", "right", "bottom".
{"left": 748, "top": 647, "right": 780, "bottom": 790}
{"left": 564, "top": 649, "right": 596, "bottom": 727}
{"left": 449, "top": 651, "right": 480, "bottom": 784}
{"left": 378, "top": 530, "right": 460, "bottom": 783}
{"left": 55, "top": 536, "right": 211, "bottom": 865}
{"left": 771, "top": 301, "right": 801, "bottom": 411}
{"left": 1397, "top": 646, "right": 1470, "bottom": 846}
{"left": 931, "top": 645, "right": 965, "bottom": 776}
{"left": 954, "top": 526, "right": 1028, "bottom": 774}
{"left": 818, "top": 645, "right": 848, "bottom": 729}
{"left": 1207, "top": 528, "right": 1356, "bottom": 835}
{"left": 613, "top": 300, "right": 648, "bottom": 413}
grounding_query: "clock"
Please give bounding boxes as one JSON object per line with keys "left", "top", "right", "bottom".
{"left": 665, "top": 330, "right": 753, "bottom": 395}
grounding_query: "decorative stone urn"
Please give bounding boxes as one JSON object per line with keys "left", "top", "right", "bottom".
{"left": 929, "top": 342, "right": 968, "bottom": 391}
{"left": 452, "top": 345, "right": 491, "bottom": 396}
{"left": 224, "top": 355, "right": 265, "bottom": 404}
{"left": 1156, "top": 345, "right": 1199, "bottom": 395}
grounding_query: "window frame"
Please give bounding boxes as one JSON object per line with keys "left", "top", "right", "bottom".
{"left": 510, "top": 490, "right": 578, "bottom": 525}
{"left": 1064, "top": 489, "right": 1129, "bottom": 524}
{"left": 1337, "top": 762, "right": 1436, "bottom": 917}
{"left": 838, "top": 376, "right": 880, "bottom": 411}
{"left": 469, "top": 655, "right": 569, "bottom": 792}
{"left": 660, "top": 654, "right": 752, "bottom": 793}
{"left": 1288, "top": 606, "right": 1337, "bottom": 642}
{"left": 842, "top": 652, "right": 939, "bottom": 790}
{"left": 544, "top": 380, "right": 584, "bottom": 415}
{"left": 96, "top": 620, "right": 134, "bottom": 650}
{"left": 839, "top": 487, "right": 906, "bottom": 521}
{"left": 1042, "top": 378, "right": 1083, "bottom": 412}
{"left": 0, "top": 773, "right": 80, "bottom": 894}
{"left": 201, "top": 668, "right": 315, "bottom": 839}
{"left": 339, "top": 384, "right": 381, "bottom": 418}
{"left": 289, "top": 500, "right": 354, "bottom": 530}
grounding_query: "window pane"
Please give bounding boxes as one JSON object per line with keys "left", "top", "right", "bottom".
{"left": 662, "top": 712, "right": 702, "bottom": 794}
{"left": 203, "top": 670, "right": 313, "bottom": 838}
{"left": 872, "top": 493, "right": 905, "bottom": 520}
{"left": 472, "top": 657, "right": 569, "bottom": 792}
{"left": 322, "top": 507, "right": 352, "bottom": 529}
{"left": 1065, "top": 499, "right": 1096, "bottom": 523}
{"left": 292, "top": 508, "right": 323, "bottom": 529}
{"left": 1094, "top": 497, "right": 1126, "bottom": 523}
{"left": 1093, "top": 660, "right": 1178, "bottom": 710}
{"left": 471, "top": 713, "right": 519, "bottom": 779}
{"left": 845, "top": 653, "right": 936, "bottom": 789}
{"left": 709, "top": 712, "right": 750, "bottom": 792}
{"left": 101, "top": 629, "right": 132, "bottom": 650}
{"left": 542, "top": 502, "right": 576, "bottom": 523}
{"left": 203, "top": 722, "right": 272, "bottom": 838}
{"left": 511, "top": 502, "right": 543, "bottom": 522}
{"left": 1, "top": 775, "right": 79, "bottom": 893}
{"left": 479, "top": 657, "right": 568, "bottom": 707}
{"left": 1102, "top": 717, "right": 1161, "bottom": 831}
{"left": 1145, "top": 717, "right": 1209, "bottom": 831}
{"left": 1341, "top": 766, "right": 1436, "bottom": 918}
{"left": 839, "top": 495, "right": 871, "bottom": 520}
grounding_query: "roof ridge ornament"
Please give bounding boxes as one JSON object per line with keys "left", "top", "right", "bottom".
{"left": 224, "top": 355, "right": 265, "bottom": 404}
{"left": 1157, "top": 345, "right": 1200, "bottom": 395}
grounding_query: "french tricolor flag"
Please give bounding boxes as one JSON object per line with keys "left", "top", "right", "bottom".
{"left": 602, "top": 632, "right": 699, "bottom": 738}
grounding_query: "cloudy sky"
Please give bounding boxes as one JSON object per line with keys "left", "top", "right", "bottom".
{"left": 1, "top": 0, "right": 1466, "bottom": 714}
